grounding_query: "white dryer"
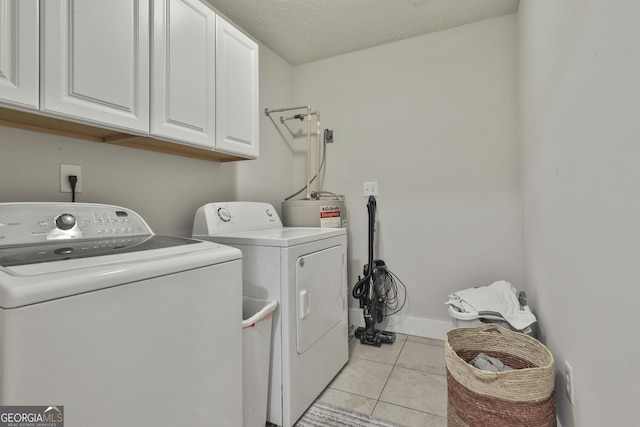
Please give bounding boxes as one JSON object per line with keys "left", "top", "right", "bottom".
{"left": 0, "top": 203, "right": 243, "bottom": 427}
{"left": 193, "top": 202, "right": 348, "bottom": 427}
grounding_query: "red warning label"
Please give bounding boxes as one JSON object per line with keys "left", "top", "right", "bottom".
{"left": 319, "top": 205, "right": 341, "bottom": 227}
{"left": 320, "top": 211, "right": 341, "bottom": 218}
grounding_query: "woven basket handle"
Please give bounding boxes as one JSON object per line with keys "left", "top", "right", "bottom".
{"left": 471, "top": 367, "right": 501, "bottom": 381}
{"left": 478, "top": 325, "right": 505, "bottom": 335}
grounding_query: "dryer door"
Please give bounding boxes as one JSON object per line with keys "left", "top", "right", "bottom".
{"left": 295, "top": 245, "right": 344, "bottom": 354}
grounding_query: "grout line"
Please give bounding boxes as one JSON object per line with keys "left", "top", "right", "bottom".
{"left": 374, "top": 338, "right": 407, "bottom": 413}
{"left": 323, "top": 387, "right": 378, "bottom": 416}
{"left": 341, "top": 334, "right": 448, "bottom": 423}
{"left": 376, "top": 399, "right": 448, "bottom": 421}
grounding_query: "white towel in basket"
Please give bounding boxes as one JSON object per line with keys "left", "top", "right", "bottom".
{"left": 446, "top": 280, "right": 537, "bottom": 331}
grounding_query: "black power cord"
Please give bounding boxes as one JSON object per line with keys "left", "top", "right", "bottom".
{"left": 68, "top": 175, "right": 78, "bottom": 202}
{"left": 373, "top": 266, "right": 407, "bottom": 318}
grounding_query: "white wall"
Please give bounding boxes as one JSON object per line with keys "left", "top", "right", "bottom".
{"left": 233, "top": 46, "right": 297, "bottom": 204}
{"left": 0, "top": 44, "right": 293, "bottom": 238}
{"left": 519, "top": 1, "right": 640, "bottom": 425}
{"left": 291, "top": 15, "right": 521, "bottom": 338}
{"left": 0, "top": 125, "right": 236, "bottom": 235}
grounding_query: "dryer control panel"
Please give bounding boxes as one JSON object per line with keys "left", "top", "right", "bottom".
{"left": 193, "top": 202, "right": 282, "bottom": 235}
{"left": 0, "top": 203, "right": 152, "bottom": 246}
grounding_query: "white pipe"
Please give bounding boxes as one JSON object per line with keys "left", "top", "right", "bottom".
{"left": 264, "top": 105, "right": 309, "bottom": 116}
{"left": 300, "top": 111, "right": 322, "bottom": 196}
{"left": 297, "top": 111, "right": 322, "bottom": 197}
{"left": 279, "top": 113, "right": 306, "bottom": 124}
{"left": 317, "top": 113, "right": 321, "bottom": 194}
{"left": 306, "top": 112, "right": 312, "bottom": 199}
{"left": 313, "top": 112, "right": 321, "bottom": 194}
{"left": 267, "top": 105, "right": 319, "bottom": 199}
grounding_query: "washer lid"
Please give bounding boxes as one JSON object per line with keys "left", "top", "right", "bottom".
{"left": 197, "top": 226, "right": 346, "bottom": 247}
{"left": 0, "top": 202, "right": 242, "bottom": 309}
{"left": 0, "top": 238, "right": 241, "bottom": 309}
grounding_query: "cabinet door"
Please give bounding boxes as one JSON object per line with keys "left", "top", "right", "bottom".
{"left": 41, "top": 0, "right": 149, "bottom": 134}
{"left": 215, "top": 15, "right": 259, "bottom": 159}
{"left": 0, "top": 0, "right": 38, "bottom": 110}
{"left": 151, "top": 0, "right": 215, "bottom": 147}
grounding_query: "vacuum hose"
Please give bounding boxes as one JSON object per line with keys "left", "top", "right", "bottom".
{"left": 352, "top": 196, "right": 377, "bottom": 299}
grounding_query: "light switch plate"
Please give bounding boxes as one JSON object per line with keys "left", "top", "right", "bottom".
{"left": 363, "top": 181, "right": 378, "bottom": 197}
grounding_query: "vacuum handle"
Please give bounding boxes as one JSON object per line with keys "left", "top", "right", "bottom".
{"left": 352, "top": 196, "right": 377, "bottom": 300}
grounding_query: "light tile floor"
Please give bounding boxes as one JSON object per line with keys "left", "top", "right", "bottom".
{"left": 316, "top": 333, "right": 447, "bottom": 427}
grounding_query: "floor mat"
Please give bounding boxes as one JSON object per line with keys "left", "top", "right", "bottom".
{"left": 294, "top": 401, "right": 406, "bottom": 427}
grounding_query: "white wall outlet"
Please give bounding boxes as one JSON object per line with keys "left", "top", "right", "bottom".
{"left": 564, "top": 360, "right": 575, "bottom": 406}
{"left": 363, "top": 181, "right": 378, "bottom": 197}
{"left": 60, "top": 164, "right": 82, "bottom": 193}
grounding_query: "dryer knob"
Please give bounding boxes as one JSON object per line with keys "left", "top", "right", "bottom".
{"left": 217, "top": 207, "right": 232, "bottom": 222}
{"left": 55, "top": 213, "right": 76, "bottom": 230}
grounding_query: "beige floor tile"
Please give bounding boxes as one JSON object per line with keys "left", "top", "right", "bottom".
{"left": 317, "top": 388, "right": 377, "bottom": 416}
{"left": 396, "top": 341, "right": 446, "bottom": 375}
{"left": 393, "top": 333, "right": 409, "bottom": 342}
{"left": 313, "top": 333, "right": 449, "bottom": 426}
{"left": 349, "top": 335, "right": 405, "bottom": 365}
{"left": 373, "top": 401, "right": 447, "bottom": 427}
{"left": 328, "top": 357, "right": 394, "bottom": 400}
{"left": 379, "top": 366, "right": 447, "bottom": 417}
{"left": 407, "top": 335, "right": 445, "bottom": 347}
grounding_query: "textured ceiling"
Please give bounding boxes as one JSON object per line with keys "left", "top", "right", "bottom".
{"left": 205, "top": 0, "right": 519, "bottom": 65}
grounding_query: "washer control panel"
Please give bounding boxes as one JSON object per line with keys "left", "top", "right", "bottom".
{"left": 0, "top": 203, "right": 152, "bottom": 246}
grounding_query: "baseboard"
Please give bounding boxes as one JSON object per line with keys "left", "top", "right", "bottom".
{"left": 348, "top": 308, "right": 452, "bottom": 341}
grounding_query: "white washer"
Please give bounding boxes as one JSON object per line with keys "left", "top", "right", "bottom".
{"left": 193, "top": 202, "right": 348, "bottom": 427}
{"left": 0, "top": 202, "right": 243, "bottom": 427}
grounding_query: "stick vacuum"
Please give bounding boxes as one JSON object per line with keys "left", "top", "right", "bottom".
{"left": 352, "top": 195, "right": 396, "bottom": 347}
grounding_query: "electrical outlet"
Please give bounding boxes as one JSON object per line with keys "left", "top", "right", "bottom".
{"left": 60, "top": 164, "right": 82, "bottom": 193}
{"left": 324, "top": 129, "right": 334, "bottom": 143}
{"left": 564, "top": 360, "right": 575, "bottom": 406}
{"left": 363, "top": 181, "right": 378, "bottom": 197}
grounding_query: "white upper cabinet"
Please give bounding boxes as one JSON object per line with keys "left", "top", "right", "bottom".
{"left": 0, "top": 0, "right": 38, "bottom": 110}
{"left": 41, "top": 0, "right": 150, "bottom": 134}
{"left": 215, "top": 15, "right": 259, "bottom": 159}
{"left": 151, "top": 0, "right": 216, "bottom": 147}
{"left": 0, "top": 0, "right": 259, "bottom": 161}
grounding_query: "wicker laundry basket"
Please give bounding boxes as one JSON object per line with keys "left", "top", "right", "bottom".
{"left": 445, "top": 325, "right": 556, "bottom": 427}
